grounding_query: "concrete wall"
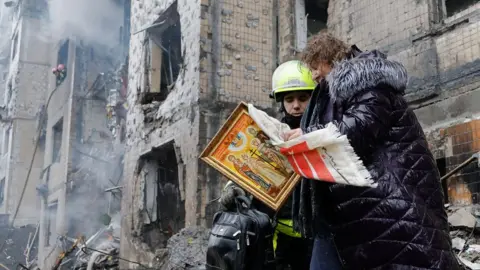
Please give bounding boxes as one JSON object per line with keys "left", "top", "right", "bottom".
{"left": 120, "top": 0, "right": 201, "bottom": 266}
{"left": 37, "top": 37, "right": 74, "bottom": 269}
{"left": 38, "top": 40, "right": 126, "bottom": 268}
{"left": 1, "top": 13, "right": 50, "bottom": 227}
{"left": 121, "top": 0, "right": 281, "bottom": 267}
{"left": 122, "top": 0, "right": 480, "bottom": 265}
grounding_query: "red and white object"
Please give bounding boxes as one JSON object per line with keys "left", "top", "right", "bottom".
{"left": 248, "top": 104, "right": 375, "bottom": 187}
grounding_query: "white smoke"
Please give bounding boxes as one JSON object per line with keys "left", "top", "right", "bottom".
{"left": 47, "top": 0, "right": 124, "bottom": 48}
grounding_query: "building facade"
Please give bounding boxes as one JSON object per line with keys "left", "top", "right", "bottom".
{"left": 0, "top": 0, "right": 130, "bottom": 268}
{"left": 120, "top": 0, "right": 322, "bottom": 266}
{"left": 121, "top": 0, "right": 480, "bottom": 267}
{"left": 323, "top": 0, "right": 480, "bottom": 205}
{"left": 37, "top": 2, "right": 131, "bottom": 267}
{"left": 0, "top": 0, "right": 50, "bottom": 227}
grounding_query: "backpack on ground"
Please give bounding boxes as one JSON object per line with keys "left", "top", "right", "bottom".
{"left": 206, "top": 196, "right": 275, "bottom": 270}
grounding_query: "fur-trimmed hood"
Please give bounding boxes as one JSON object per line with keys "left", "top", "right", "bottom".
{"left": 326, "top": 50, "right": 408, "bottom": 102}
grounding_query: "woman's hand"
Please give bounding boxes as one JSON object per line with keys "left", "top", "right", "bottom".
{"left": 282, "top": 128, "right": 303, "bottom": 141}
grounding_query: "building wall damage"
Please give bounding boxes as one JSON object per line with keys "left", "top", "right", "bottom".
{"left": 122, "top": 0, "right": 480, "bottom": 268}
{"left": 120, "top": 0, "right": 284, "bottom": 267}
{"left": 323, "top": 0, "right": 480, "bottom": 205}
{"left": 0, "top": 0, "right": 478, "bottom": 268}
{"left": 0, "top": 0, "right": 131, "bottom": 269}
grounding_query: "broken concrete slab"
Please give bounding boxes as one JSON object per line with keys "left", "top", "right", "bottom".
{"left": 453, "top": 237, "right": 467, "bottom": 250}
{"left": 449, "top": 208, "right": 477, "bottom": 229}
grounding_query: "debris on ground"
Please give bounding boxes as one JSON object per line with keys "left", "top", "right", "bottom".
{"left": 52, "top": 215, "right": 208, "bottom": 270}
{"left": 0, "top": 221, "right": 39, "bottom": 269}
{"left": 448, "top": 205, "right": 480, "bottom": 269}
{"left": 163, "top": 226, "right": 209, "bottom": 270}
{"left": 449, "top": 207, "right": 477, "bottom": 229}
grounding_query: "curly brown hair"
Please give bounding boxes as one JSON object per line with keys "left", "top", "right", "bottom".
{"left": 300, "top": 31, "right": 350, "bottom": 69}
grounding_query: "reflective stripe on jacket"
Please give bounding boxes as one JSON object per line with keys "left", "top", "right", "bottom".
{"left": 273, "top": 219, "right": 302, "bottom": 252}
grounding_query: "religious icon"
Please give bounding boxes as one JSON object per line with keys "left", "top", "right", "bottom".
{"left": 200, "top": 102, "right": 300, "bottom": 211}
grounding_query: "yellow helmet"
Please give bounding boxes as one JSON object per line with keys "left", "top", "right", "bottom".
{"left": 270, "top": 60, "right": 316, "bottom": 101}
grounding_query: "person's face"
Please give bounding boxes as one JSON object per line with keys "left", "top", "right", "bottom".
{"left": 283, "top": 91, "right": 311, "bottom": 117}
{"left": 310, "top": 61, "right": 332, "bottom": 83}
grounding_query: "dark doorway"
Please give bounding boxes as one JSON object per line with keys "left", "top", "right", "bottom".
{"left": 140, "top": 141, "right": 185, "bottom": 249}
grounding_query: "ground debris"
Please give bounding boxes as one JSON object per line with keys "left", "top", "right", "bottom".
{"left": 449, "top": 207, "right": 477, "bottom": 229}
{"left": 448, "top": 206, "right": 480, "bottom": 269}
{"left": 154, "top": 226, "right": 209, "bottom": 270}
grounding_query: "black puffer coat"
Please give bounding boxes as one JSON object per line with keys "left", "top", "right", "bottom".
{"left": 297, "top": 50, "right": 460, "bottom": 269}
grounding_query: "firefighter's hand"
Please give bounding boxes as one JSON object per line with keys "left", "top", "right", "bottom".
{"left": 282, "top": 128, "right": 303, "bottom": 141}
{"left": 219, "top": 181, "right": 245, "bottom": 210}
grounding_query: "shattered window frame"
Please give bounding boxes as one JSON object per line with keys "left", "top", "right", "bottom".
{"left": 305, "top": 0, "right": 329, "bottom": 37}
{"left": 52, "top": 118, "right": 63, "bottom": 163}
{"left": 145, "top": 0, "right": 182, "bottom": 102}
{"left": 138, "top": 142, "right": 186, "bottom": 247}
{"left": 294, "top": 0, "right": 329, "bottom": 50}
{"left": 444, "top": 0, "right": 480, "bottom": 17}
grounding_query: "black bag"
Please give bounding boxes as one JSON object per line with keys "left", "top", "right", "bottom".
{"left": 206, "top": 196, "right": 275, "bottom": 270}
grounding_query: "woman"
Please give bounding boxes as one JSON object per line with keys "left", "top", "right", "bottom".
{"left": 284, "top": 32, "right": 461, "bottom": 269}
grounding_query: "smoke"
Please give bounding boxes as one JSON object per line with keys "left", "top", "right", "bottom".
{"left": 47, "top": 0, "right": 124, "bottom": 48}
{"left": 65, "top": 141, "right": 125, "bottom": 238}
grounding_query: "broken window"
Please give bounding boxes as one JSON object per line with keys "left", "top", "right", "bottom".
{"left": 141, "top": 1, "right": 182, "bottom": 104}
{"left": 56, "top": 40, "right": 69, "bottom": 86}
{"left": 138, "top": 142, "right": 185, "bottom": 249}
{"left": 294, "top": 0, "right": 329, "bottom": 51}
{"left": 305, "top": 0, "right": 329, "bottom": 36}
{"left": 445, "top": 0, "right": 479, "bottom": 17}
{"left": 52, "top": 119, "right": 63, "bottom": 163}
{"left": 11, "top": 32, "right": 18, "bottom": 60}
{"left": 46, "top": 201, "right": 58, "bottom": 246}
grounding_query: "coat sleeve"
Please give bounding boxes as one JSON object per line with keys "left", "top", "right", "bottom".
{"left": 332, "top": 90, "right": 392, "bottom": 157}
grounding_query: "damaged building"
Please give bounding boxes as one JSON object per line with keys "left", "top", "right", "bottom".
{"left": 37, "top": 1, "right": 131, "bottom": 268}
{"left": 0, "top": 0, "right": 130, "bottom": 269}
{"left": 120, "top": 0, "right": 329, "bottom": 267}
{"left": 121, "top": 0, "right": 480, "bottom": 268}
{"left": 0, "top": 0, "right": 477, "bottom": 268}
{"left": 0, "top": 0, "right": 50, "bottom": 267}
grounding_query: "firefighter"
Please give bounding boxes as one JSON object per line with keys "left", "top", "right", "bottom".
{"left": 219, "top": 60, "right": 315, "bottom": 270}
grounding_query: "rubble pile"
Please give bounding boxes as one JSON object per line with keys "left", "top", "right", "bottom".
{"left": 0, "top": 222, "right": 38, "bottom": 269}
{"left": 153, "top": 226, "right": 209, "bottom": 270}
{"left": 73, "top": 241, "right": 120, "bottom": 270}
{"left": 448, "top": 206, "right": 480, "bottom": 269}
